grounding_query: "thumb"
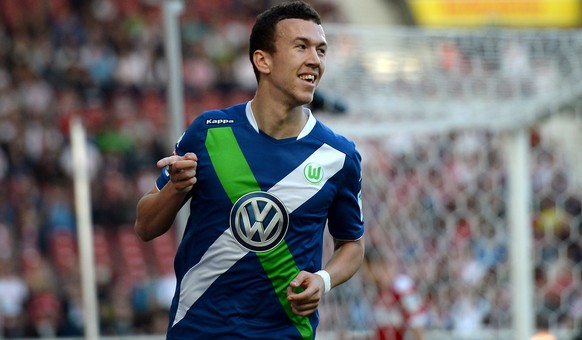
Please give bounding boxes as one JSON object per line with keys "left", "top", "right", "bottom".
{"left": 290, "top": 271, "right": 308, "bottom": 289}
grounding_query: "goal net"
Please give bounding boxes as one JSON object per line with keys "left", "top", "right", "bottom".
{"left": 315, "top": 25, "right": 582, "bottom": 339}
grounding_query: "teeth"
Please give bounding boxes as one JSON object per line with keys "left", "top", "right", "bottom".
{"left": 299, "top": 74, "right": 315, "bottom": 81}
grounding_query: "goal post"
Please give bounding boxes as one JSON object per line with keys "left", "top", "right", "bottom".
{"left": 316, "top": 24, "right": 582, "bottom": 339}
{"left": 506, "top": 128, "right": 534, "bottom": 340}
{"left": 71, "top": 117, "right": 100, "bottom": 340}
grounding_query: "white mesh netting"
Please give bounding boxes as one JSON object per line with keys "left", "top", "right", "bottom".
{"left": 318, "top": 25, "right": 582, "bottom": 135}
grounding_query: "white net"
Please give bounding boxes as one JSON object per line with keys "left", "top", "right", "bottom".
{"left": 316, "top": 26, "right": 582, "bottom": 339}
{"left": 318, "top": 25, "right": 582, "bottom": 135}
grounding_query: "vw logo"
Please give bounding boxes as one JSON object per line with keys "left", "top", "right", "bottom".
{"left": 229, "top": 191, "right": 289, "bottom": 252}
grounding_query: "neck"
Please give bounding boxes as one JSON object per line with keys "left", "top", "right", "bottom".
{"left": 250, "top": 92, "right": 308, "bottom": 139}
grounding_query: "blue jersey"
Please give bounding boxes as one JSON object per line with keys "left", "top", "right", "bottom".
{"left": 155, "top": 102, "right": 364, "bottom": 339}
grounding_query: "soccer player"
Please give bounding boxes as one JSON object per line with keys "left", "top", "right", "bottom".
{"left": 134, "top": 1, "right": 365, "bottom": 339}
{"left": 364, "top": 247, "right": 428, "bottom": 340}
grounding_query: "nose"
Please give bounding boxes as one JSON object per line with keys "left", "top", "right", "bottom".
{"left": 306, "top": 47, "right": 321, "bottom": 67}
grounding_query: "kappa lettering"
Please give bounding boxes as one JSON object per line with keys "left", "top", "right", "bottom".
{"left": 206, "top": 119, "right": 235, "bottom": 125}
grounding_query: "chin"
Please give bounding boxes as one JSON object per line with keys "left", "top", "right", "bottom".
{"left": 297, "top": 93, "right": 315, "bottom": 106}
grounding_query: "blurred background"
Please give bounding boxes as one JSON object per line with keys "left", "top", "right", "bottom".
{"left": 0, "top": 0, "right": 581, "bottom": 339}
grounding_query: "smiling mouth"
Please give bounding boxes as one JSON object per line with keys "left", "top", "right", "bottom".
{"left": 299, "top": 74, "right": 316, "bottom": 84}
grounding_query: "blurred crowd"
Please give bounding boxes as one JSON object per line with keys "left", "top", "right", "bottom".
{"left": 321, "top": 130, "right": 582, "bottom": 338}
{"left": 1, "top": 0, "right": 581, "bottom": 339}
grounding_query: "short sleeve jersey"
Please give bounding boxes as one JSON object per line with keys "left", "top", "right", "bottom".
{"left": 156, "top": 102, "right": 364, "bottom": 339}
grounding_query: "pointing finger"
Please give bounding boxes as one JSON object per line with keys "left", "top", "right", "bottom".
{"left": 157, "top": 155, "right": 182, "bottom": 168}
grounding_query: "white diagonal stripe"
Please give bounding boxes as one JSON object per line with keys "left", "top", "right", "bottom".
{"left": 269, "top": 144, "right": 346, "bottom": 212}
{"left": 171, "top": 144, "right": 346, "bottom": 327}
{"left": 172, "top": 228, "right": 245, "bottom": 326}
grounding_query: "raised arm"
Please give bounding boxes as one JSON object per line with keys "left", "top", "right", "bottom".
{"left": 134, "top": 153, "right": 198, "bottom": 241}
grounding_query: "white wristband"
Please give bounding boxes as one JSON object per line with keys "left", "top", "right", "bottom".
{"left": 315, "top": 270, "right": 331, "bottom": 294}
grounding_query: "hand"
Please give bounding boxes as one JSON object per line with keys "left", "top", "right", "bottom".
{"left": 286, "top": 270, "right": 325, "bottom": 316}
{"left": 157, "top": 152, "right": 198, "bottom": 192}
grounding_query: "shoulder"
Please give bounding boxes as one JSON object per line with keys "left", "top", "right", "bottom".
{"left": 313, "top": 119, "right": 361, "bottom": 163}
{"left": 191, "top": 102, "right": 247, "bottom": 130}
{"left": 176, "top": 102, "right": 247, "bottom": 153}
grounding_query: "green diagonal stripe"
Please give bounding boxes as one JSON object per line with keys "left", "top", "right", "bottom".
{"left": 257, "top": 243, "right": 313, "bottom": 340}
{"left": 205, "top": 127, "right": 257, "bottom": 204}
{"left": 205, "top": 127, "right": 313, "bottom": 339}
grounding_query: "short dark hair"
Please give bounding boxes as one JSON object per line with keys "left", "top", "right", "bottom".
{"left": 249, "top": 1, "right": 322, "bottom": 81}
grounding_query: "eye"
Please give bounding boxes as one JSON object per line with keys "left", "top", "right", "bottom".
{"left": 297, "top": 44, "right": 307, "bottom": 50}
{"left": 317, "top": 47, "right": 327, "bottom": 56}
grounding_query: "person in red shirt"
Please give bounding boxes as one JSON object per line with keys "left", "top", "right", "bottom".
{"left": 364, "top": 247, "right": 428, "bottom": 340}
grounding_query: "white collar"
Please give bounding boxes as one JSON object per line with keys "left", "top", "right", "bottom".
{"left": 245, "top": 101, "right": 316, "bottom": 140}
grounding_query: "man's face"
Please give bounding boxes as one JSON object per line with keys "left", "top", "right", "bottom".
{"left": 268, "top": 18, "right": 327, "bottom": 106}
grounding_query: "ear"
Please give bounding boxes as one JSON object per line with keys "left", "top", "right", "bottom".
{"left": 253, "top": 50, "right": 271, "bottom": 76}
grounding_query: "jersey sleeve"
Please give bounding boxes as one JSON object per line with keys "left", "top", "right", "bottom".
{"left": 155, "top": 115, "right": 206, "bottom": 191}
{"left": 327, "top": 145, "right": 365, "bottom": 241}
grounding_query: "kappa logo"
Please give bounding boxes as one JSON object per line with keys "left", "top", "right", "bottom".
{"left": 229, "top": 192, "right": 289, "bottom": 252}
{"left": 303, "top": 163, "right": 323, "bottom": 184}
{"left": 206, "top": 119, "right": 235, "bottom": 125}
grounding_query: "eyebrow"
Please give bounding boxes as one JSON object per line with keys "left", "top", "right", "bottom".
{"left": 293, "top": 36, "right": 328, "bottom": 48}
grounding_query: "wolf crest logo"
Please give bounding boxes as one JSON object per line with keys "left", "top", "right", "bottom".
{"left": 229, "top": 192, "right": 289, "bottom": 252}
{"left": 304, "top": 163, "right": 323, "bottom": 184}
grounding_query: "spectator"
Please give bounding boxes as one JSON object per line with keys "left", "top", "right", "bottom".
{"left": 364, "top": 247, "right": 428, "bottom": 340}
{"left": 0, "top": 259, "right": 29, "bottom": 337}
